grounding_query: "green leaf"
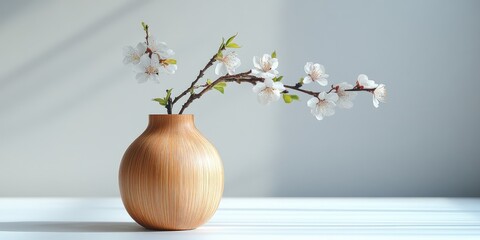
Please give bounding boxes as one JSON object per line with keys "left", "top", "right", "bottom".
{"left": 226, "top": 42, "right": 240, "bottom": 48}
{"left": 282, "top": 94, "right": 292, "bottom": 103}
{"left": 153, "top": 98, "right": 167, "bottom": 106}
{"left": 206, "top": 79, "right": 212, "bottom": 85}
{"left": 152, "top": 89, "right": 173, "bottom": 106}
{"left": 290, "top": 94, "right": 300, "bottom": 100}
{"left": 213, "top": 86, "right": 225, "bottom": 94}
{"left": 164, "top": 59, "right": 177, "bottom": 64}
{"left": 214, "top": 82, "right": 227, "bottom": 87}
{"left": 226, "top": 34, "right": 237, "bottom": 45}
{"left": 212, "top": 82, "right": 226, "bottom": 94}
{"left": 282, "top": 94, "right": 300, "bottom": 104}
{"left": 299, "top": 77, "right": 304, "bottom": 84}
{"left": 216, "top": 51, "right": 223, "bottom": 59}
{"left": 271, "top": 51, "right": 277, "bottom": 58}
{"left": 273, "top": 76, "right": 283, "bottom": 82}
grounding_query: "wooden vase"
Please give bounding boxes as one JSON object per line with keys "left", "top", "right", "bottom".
{"left": 119, "top": 114, "right": 224, "bottom": 230}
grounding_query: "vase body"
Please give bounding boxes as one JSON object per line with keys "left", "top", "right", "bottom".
{"left": 119, "top": 114, "right": 224, "bottom": 230}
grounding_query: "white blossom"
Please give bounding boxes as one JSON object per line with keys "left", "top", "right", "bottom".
{"left": 147, "top": 36, "right": 175, "bottom": 59}
{"left": 303, "top": 62, "right": 329, "bottom": 86}
{"left": 357, "top": 74, "right": 378, "bottom": 88}
{"left": 373, "top": 84, "right": 387, "bottom": 108}
{"left": 334, "top": 82, "right": 357, "bottom": 109}
{"left": 123, "top": 43, "right": 147, "bottom": 65}
{"left": 215, "top": 52, "right": 241, "bottom": 75}
{"left": 160, "top": 63, "right": 177, "bottom": 74}
{"left": 252, "top": 78, "right": 286, "bottom": 105}
{"left": 135, "top": 54, "right": 161, "bottom": 83}
{"left": 251, "top": 54, "right": 279, "bottom": 78}
{"left": 307, "top": 92, "right": 338, "bottom": 120}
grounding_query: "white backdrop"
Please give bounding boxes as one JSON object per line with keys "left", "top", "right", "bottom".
{"left": 1, "top": 0, "right": 479, "bottom": 197}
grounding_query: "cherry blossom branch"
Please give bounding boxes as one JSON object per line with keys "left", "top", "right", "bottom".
{"left": 283, "top": 84, "right": 319, "bottom": 97}
{"left": 177, "top": 68, "right": 386, "bottom": 113}
{"left": 171, "top": 53, "right": 218, "bottom": 108}
{"left": 172, "top": 37, "right": 238, "bottom": 111}
{"left": 345, "top": 88, "right": 376, "bottom": 92}
{"left": 178, "top": 71, "right": 259, "bottom": 114}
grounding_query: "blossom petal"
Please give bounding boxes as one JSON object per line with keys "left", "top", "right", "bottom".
{"left": 311, "top": 108, "right": 323, "bottom": 120}
{"left": 151, "top": 74, "right": 160, "bottom": 83}
{"left": 150, "top": 54, "right": 160, "bottom": 67}
{"left": 257, "top": 90, "right": 276, "bottom": 105}
{"left": 272, "top": 89, "right": 281, "bottom": 101}
{"left": 215, "top": 63, "right": 226, "bottom": 76}
{"left": 252, "top": 82, "right": 266, "bottom": 94}
{"left": 270, "top": 58, "right": 279, "bottom": 70}
{"left": 304, "top": 62, "right": 313, "bottom": 74}
{"left": 264, "top": 78, "right": 274, "bottom": 88}
{"left": 135, "top": 42, "right": 147, "bottom": 54}
{"left": 253, "top": 56, "right": 261, "bottom": 69}
{"left": 324, "top": 102, "right": 337, "bottom": 116}
{"left": 373, "top": 95, "right": 380, "bottom": 108}
{"left": 123, "top": 56, "right": 132, "bottom": 65}
{"left": 261, "top": 54, "right": 270, "bottom": 65}
{"left": 326, "top": 92, "right": 339, "bottom": 102}
{"left": 303, "top": 76, "right": 313, "bottom": 84}
{"left": 318, "top": 92, "right": 327, "bottom": 100}
{"left": 319, "top": 64, "right": 325, "bottom": 73}
{"left": 315, "top": 114, "right": 324, "bottom": 120}
{"left": 162, "top": 64, "right": 177, "bottom": 74}
{"left": 316, "top": 78, "right": 328, "bottom": 86}
{"left": 337, "top": 99, "right": 354, "bottom": 109}
{"left": 251, "top": 69, "right": 262, "bottom": 77}
{"left": 272, "top": 82, "right": 285, "bottom": 91}
{"left": 307, "top": 97, "right": 319, "bottom": 108}
{"left": 135, "top": 73, "right": 148, "bottom": 83}
{"left": 358, "top": 74, "right": 369, "bottom": 83}
{"left": 138, "top": 54, "right": 151, "bottom": 68}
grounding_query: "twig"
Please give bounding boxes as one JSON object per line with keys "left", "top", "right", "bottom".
{"left": 172, "top": 53, "right": 218, "bottom": 107}
{"left": 178, "top": 71, "right": 259, "bottom": 114}
{"left": 283, "top": 85, "right": 319, "bottom": 97}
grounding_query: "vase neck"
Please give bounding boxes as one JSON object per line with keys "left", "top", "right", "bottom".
{"left": 147, "top": 114, "right": 196, "bottom": 131}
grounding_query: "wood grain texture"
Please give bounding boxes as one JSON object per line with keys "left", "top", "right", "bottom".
{"left": 119, "top": 114, "right": 224, "bottom": 230}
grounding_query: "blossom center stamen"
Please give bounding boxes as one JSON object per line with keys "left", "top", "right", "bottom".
{"left": 146, "top": 66, "right": 157, "bottom": 74}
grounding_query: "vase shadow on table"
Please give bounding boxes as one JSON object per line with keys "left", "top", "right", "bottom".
{"left": 0, "top": 222, "right": 147, "bottom": 232}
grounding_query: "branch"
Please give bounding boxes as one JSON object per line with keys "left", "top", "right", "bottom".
{"left": 345, "top": 88, "right": 376, "bottom": 92}
{"left": 285, "top": 83, "right": 378, "bottom": 98}
{"left": 283, "top": 84, "right": 319, "bottom": 97}
{"left": 171, "top": 53, "right": 218, "bottom": 107}
{"left": 178, "top": 71, "right": 260, "bottom": 114}
{"left": 176, "top": 71, "right": 380, "bottom": 114}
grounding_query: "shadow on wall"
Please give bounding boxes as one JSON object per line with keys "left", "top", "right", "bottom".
{"left": 0, "top": 0, "right": 150, "bottom": 140}
{"left": 0, "top": 1, "right": 36, "bottom": 28}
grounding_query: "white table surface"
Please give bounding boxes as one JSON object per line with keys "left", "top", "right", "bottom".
{"left": 0, "top": 198, "right": 479, "bottom": 240}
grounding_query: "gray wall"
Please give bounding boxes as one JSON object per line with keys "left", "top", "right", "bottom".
{"left": 1, "top": 0, "right": 479, "bottom": 197}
